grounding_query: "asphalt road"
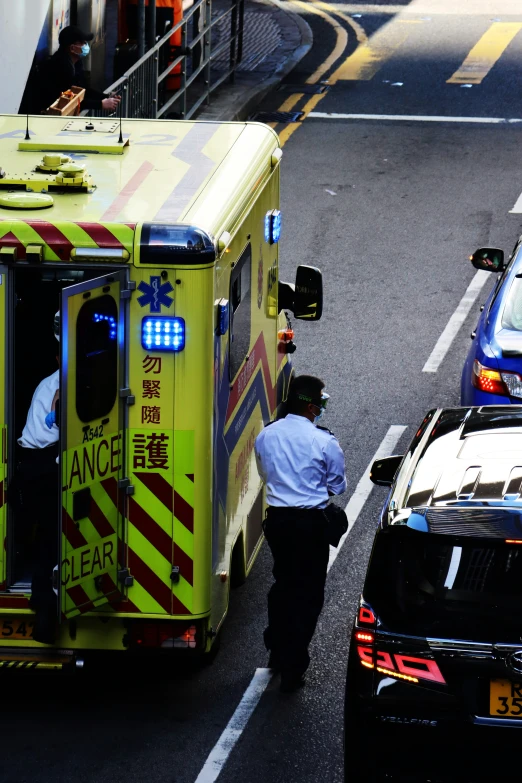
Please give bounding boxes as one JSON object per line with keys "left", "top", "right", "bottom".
{"left": 3, "top": 2, "right": 522, "bottom": 782}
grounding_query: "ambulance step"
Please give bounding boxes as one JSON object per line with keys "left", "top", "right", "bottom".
{"left": 0, "top": 650, "right": 74, "bottom": 671}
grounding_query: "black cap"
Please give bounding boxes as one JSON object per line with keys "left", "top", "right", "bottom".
{"left": 58, "top": 25, "right": 94, "bottom": 48}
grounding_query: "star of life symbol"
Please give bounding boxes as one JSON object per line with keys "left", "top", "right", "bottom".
{"left": 137, "top": 276, "right": 174, "bottom": 313}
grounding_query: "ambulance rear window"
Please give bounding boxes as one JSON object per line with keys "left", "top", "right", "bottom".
{"left": 76, "top": 295, "right": 118, "bottom": 423}
{"left": 140, "top": 224, "right": 215, "bottom": 264}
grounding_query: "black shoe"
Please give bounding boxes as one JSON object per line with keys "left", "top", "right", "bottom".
{"left": 279, "top": 673, "right": 306, "bottom": 693}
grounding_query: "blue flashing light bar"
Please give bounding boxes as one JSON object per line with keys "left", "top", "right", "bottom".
{"left": 94, "top": 312, "right": 117, "bottom": 340}
{"left": 142, "top": 316, "right": 185, "bottom": 352}
{"left": 264, "top": 209, "right": 282, "bottom": 244}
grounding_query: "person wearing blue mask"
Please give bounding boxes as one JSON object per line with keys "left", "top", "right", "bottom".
{"left": 28, "top": 25, "right": 121, "bottom": 115}
{"left": 254, "top": 374, "right": 347, "bottom": 692}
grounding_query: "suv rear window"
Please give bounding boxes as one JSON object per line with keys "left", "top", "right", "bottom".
{"left": 365, "top": 527, "right": 522, "bottom": 642}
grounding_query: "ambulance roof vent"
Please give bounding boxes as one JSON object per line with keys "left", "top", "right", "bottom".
{"left": 18, "top": 118, "right": 129, "bottom": 155}
{"left": 36, "top": 154, "right": 71, "bottom": 173}
{"left": 55, "top": 161, "right": 89, "bottom": 186}
{"left": 0, "top": 192, "right": 54, "bottom": 210}
{"left": 62, "top": 119, "right": 120, "bottom": 134}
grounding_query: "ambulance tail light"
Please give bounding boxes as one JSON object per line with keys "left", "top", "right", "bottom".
{"left": 127, "top": 621, "right": 199, "bottom": 650}
{"left": 142, "top": 316, "right": 185, "bottom": 352}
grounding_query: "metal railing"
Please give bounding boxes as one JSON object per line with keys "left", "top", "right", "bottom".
{"left": 89, "top": 0, "right": 245, "bottom": 121}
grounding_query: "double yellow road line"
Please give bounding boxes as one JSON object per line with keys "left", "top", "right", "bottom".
{"left": 272, "top": 5, "right": 522, "bottom": 147}
{"left": 275, "top": 0, "right": 361, "bottom": 146}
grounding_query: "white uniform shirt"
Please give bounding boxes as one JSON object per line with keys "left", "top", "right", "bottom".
{"left": 18, "top": 370, "right": 59, "bottom": 449}
{"left": 254, "top": 413, "right": 347, "bottom": 509}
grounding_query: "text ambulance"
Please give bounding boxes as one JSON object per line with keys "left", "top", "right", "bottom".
{"left": 0, "top": 114, "right": 322, "bottom": 669}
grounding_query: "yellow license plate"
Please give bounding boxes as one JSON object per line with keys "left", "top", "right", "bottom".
{"left": 0, "top": 618, "right": 34, "bottom": 640}
{"left": 490, "top": 679, "right": 522, "bottom": 717}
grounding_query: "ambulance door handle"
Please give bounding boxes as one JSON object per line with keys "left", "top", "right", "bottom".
{"left": 118, "top": 477, "right": 135, "bottom": 496}
{"left": 120, "top": 387, "right": 135, "bottom": 406}
{"left": 121, "top": 281, "right": 136, "bottom": 300}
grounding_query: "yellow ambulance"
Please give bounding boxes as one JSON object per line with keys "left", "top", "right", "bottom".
{"left": 0, "top": 114, "right": 322, "bottom": 669}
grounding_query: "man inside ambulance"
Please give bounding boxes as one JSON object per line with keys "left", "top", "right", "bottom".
{"left": 16, "top": 312, "right": 60, "bottom": 644}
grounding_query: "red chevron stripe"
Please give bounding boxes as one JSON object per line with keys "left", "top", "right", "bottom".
{"left": 101, "top": 161, "right": 155, "bottom": 221}
{"left": 62, "top": 507, "right": 88, "bottom": 549}
{"left": 66, "top": 584, "right": 95, "bottom": 613}
{"left": 134, "top": 472, "right": 173, "bottom": 512}
{"left": 226, "top": 332, "right": 276, "bottom": 423}
{"left": 111, "top": 594, "right": 141, "bottom": 613}
{"left": 88, "top": 496, "right": 115, "bottom": 539}
{"left": 174, "top": 545, "right": 193, "bottom": 586}
{"left": 27, "top": 221, "right": 74, "bottom": 260}
{"left": 128, "top": 497, "right": 172, "bottom": 563}
{"left": 101, "top": 477, "right": 119, "bottom": 507}
{"left": 0, "top": 231, "right": 27, "bottom": 259}
{"left": 127, "top": 548, "right": 171, "bottom": 614}
{"left": 76, "top": 222, "right": 125, "bottom": 248}
{"left": 128, "top": 548, "right": 190, "bottom": 615}
{"left": 174, "top": 491, "right": 193, "bottom": 534}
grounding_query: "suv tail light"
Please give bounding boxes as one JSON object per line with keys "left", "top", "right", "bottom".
{"left": 355, "top": 644, "right": 446, "bottom": 685}
{"left": 472, "top": 359, "right": 522, "bottom": 399}
{"left": 357, "top": 600, "right": 377, "bottom": 628}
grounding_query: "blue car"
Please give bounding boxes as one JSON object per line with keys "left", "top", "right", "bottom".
{"left": 461, "top": 240, "right": 522, "bottom": 405}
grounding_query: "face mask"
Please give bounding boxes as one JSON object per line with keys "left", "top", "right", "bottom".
{"left": 73, "top": 43, "right": 90, "bottom": 57}
{"left": 312, "top": 392, "right": 330, "bottom": 425}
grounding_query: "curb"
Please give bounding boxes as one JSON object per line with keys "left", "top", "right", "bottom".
{"left": 196, "top": 1, "right": 313, "bottom": 121}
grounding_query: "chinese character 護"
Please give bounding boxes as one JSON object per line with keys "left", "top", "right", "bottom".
{"left": 143, "top": 355, "right": 162, "bottom": 374}
{"left": 132, "top": 432, "right": 170, "bottom": 470}
{"left": 142, "top": 405, "right": 161, "bottom": 424}
{"left": 142, "top": 379, "right": 161, "bottom": 399}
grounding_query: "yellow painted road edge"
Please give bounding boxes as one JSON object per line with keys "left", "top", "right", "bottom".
{"left": 277, "top": 0, "right": 351, "bottom": 146}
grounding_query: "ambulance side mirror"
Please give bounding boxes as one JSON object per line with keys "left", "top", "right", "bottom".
{"left": 278, "top": 266, "right": 323, "bottom": 321}
{"left": 293, "top": 265, "right": 323, "bottom": 321}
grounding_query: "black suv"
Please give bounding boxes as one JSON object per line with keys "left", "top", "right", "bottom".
{"left": 345, "top": 406, "right": 522, "bottom": 781}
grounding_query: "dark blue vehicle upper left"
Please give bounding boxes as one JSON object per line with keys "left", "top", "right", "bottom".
{"left": 461, "top": 238, "right": 522, "bottom": 405}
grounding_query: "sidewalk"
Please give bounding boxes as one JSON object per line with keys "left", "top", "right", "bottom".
{"left": 196, "top": 0, "right": 312, "bottom": 121}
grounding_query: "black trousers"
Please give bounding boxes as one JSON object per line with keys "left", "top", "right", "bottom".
{"left": 10, "top": 446, "right": 59, "bottom": 611}
{"left": 263, "top": 506, "right": 330, "bottom": 677}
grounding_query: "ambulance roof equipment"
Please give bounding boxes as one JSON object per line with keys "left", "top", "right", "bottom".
{"left": 0, "top": 114, "right": 280, "bottom": 240}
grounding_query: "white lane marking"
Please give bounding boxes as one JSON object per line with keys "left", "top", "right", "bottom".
{"left": 510, "top": 190, "right": 522, "bottom": 213}
{"left": 194, "top": 668, "right": 273, "bottom": 783}
{"left": 328, "top": 424, "right": 407, "bottom": 570}
{"left": 422, "top": 270, "right": 490, "bottom": 373}
{"left": 193, "top": 425, "right": 407, "bottom": 783}
{"left": 443, "top": 546, "right": 462, "bottom": 589}
{"left": 308, "top": 112, "right": 522, "bottom": 124}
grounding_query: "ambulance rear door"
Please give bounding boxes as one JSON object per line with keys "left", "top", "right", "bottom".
{"left": 60, "top": 271, "right": 127, "bottom": 619}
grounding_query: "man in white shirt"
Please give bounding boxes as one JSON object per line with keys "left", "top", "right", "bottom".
{"left": 14, "top": 313, "right": 60, "bottom": 644}
{"left": 255, "top": 374, "right": 347, "bottom": 692}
